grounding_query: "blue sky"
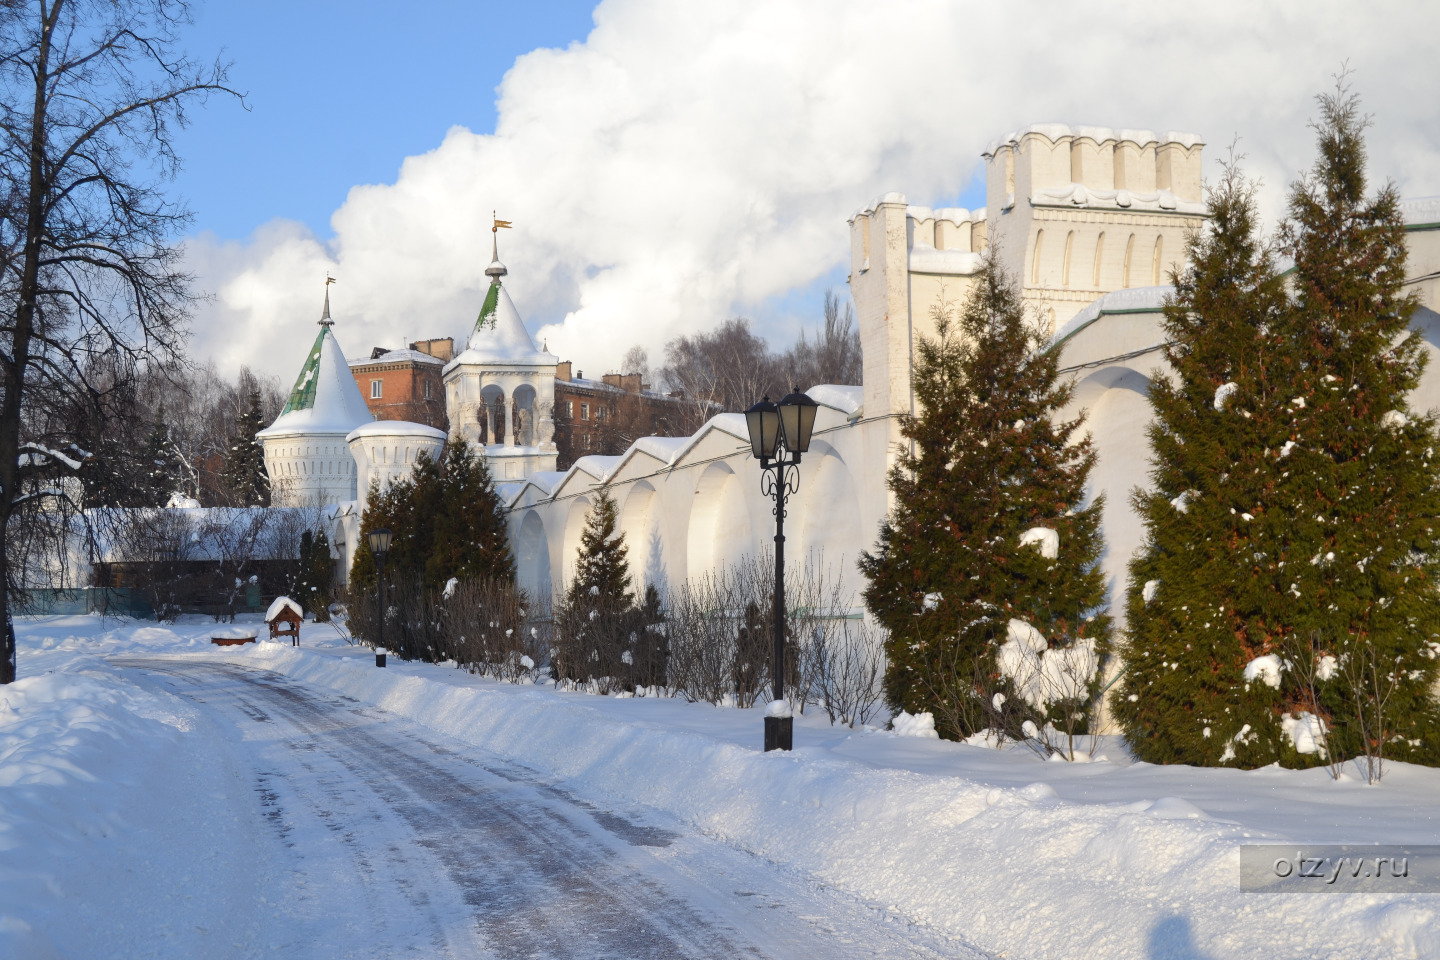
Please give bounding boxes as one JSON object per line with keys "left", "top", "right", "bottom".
{"left": 172, "top": 1, "right": 599, "bottom": 241}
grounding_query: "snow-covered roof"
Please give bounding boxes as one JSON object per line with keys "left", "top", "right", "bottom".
{"left": 349, "top": 348, "right": 444, "bottom": 367}
{"left": 1402, "top": 196, "right": 1440, "bottom": 228}
{"left": 630, "top": 436, "right": 690, "bottom": 465}
{"left": 570, "top": 455, "right": 625, "bottom": 483}
{"left": 983, "top": 124, "right": 1204, "bottom": 156}
{"left": 906, "top": 205, "right": 983, "bottom": 225}
{"left": 82, "top": 507, "right": 315, "bottom": 564}
{"left": 258, "top": 324, "right": 374, "bottom": 440}
{"left": 1029, "top": 183, "right": 1204, "bottom": 216}
{"left": 806, "top": 384, "right": 864, "bottom": 416}
{"left": 445, "top": 266, "right": 558, "bottom": 369}
{"left": 909, "top": 248, "right": 984, "bottom": 276}
{"left": 265, "top": 596, "right": 304, "bottom": 621}
{"left": 346, "top": 420, "right": 448, "bottom": 444}
{"left": 1050, "top": 285, "right": 1173, "bottom": 347}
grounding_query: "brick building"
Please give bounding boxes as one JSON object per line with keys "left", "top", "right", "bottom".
{"left": 551, "top": 362, "right": 691, "bottom": 469}
{"left": 348, "top": 338, "right": 452, "bottom": 431}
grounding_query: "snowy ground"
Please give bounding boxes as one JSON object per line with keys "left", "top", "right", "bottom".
{"left": 3, "top": 616, "right": 1438, "bottom": 959}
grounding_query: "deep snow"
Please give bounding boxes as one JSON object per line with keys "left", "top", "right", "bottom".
{"left": 3, "top": 615, "right": 1438, "bottom": 959}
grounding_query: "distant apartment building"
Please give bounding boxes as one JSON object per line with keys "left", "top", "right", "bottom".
{"left": 551, "top": 362, "right": 690, "bottom": 469}
{"left": 348, "top": 338, "right": 452, "bottom": 431}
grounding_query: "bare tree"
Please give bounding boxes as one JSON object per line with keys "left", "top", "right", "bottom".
{"left": 620, "top": 344, "right": 648, "bottom": 380}
{"left": 657, "top": 292, "right": 861, "bottom": 435}
{"left": 659, "top": 318, "right": 784, "bottom": 430}
{"left": 0, "top": 0, "right": 238, "bottom": 682}
{"left": 782, "top": 290, "right": 862, "bottom": 389}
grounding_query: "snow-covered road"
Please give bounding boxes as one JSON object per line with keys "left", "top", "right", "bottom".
{"left": 114, "top": 657, "right": 980, "bottom": 959}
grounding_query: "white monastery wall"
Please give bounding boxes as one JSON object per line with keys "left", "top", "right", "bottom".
{"left": 273, "top": 122, "right": 1440, "bottom": 657}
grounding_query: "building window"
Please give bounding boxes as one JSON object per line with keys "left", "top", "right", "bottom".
{"left": 371, "top": 379, "right": 382, "bottom": 399}
{"left": 581, "top": 402, "right": 590, "bottom": 420}
{"left": 566, "top": 400, "right": 574, "bottom": 418}
{"left": 423, "top": 380, "right": 432, "bottom": 400}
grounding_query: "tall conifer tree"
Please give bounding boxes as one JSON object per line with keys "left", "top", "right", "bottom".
{"left": 427, "top": 440, "right": 513, "bottom": 587}
{"left": 1118, "top": 83, "right": 1440, "bottom": 768}
{"left": 860, "top": 264, "right": 1111, "bottom": 741}
{"left": 351, "top": 441, "right": 513, "bottom": 592}
{"left": 566, "top": 489, "right": 632, "bottom": 608}
{"left": 221, "top": 390, "right": 270, "bottom": 506}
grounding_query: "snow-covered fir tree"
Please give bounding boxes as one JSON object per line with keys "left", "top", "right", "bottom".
{"left": 137, "top": 407, "right": 180, "bottom": 506}
{"left": 221, "top": 390, "right": 270, "bottom": 506}
{"left": 351, "top": 440, "right": 513, "bottom": 593}
{"left": 565, "top": 489, "right": 632, "bottom": 610}
{"left": 425, "top": 440, "right": 513, "bottom": 588}
{"left": 860, "top": 263, "right": 1111, "bottom": 742}
{"left": 1118, "top": 84, "right": 1440, "bottom": 768}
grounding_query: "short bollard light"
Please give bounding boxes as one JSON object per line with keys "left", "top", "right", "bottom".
{"left": 376, "top": 646, "right": 387, "bottom": 668}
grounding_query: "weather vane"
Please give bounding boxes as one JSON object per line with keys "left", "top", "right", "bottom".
{"left": 493, "top": 211, "right": 512, "bottom": 233}
{"left": 319, "top": 273, "right": 337, "bottom": 326}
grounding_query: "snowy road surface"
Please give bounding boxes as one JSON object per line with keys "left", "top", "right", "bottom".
{"left": 113, "top": 658, "right": 981, "bottom": 959}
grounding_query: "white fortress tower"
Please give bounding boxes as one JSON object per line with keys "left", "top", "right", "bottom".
{"left": 346, "top": 420, "right": 447, "bottom": 515}
{"left": 443, "top": 223, "right": 559, "bottom": 480}
{"left": 258, "top": 284, "right": 375, "bottom": 506}
{"left": 848, "top": 123, "right": 1206, "bottom": 468}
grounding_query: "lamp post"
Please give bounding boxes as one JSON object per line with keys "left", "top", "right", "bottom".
{"left": 744, "top": 388, "right": 818, "bottom": 752}
{"left": 368, "top": 528, "right": 392, "bottom": 666}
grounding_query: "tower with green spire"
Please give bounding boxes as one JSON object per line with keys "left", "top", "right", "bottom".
{"left": 441, "top": 217, "right": 559, "bottom": 481}
{"left": 256, "top": 280, "right": 375, "bottom": 506}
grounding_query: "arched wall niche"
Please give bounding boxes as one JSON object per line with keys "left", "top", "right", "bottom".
{"left": 560, "top": 495, "right": 592, "bottom": 592}
{"left": 620, "top": 481, "right": 666, "bottom": 596}
{"left": 516, "top": 510, "right": 552, "bottom": 604}
{"left": 1069, "top": 364, "right": 1154, "bottom": 623}
{"left": 513, "top": 383, "right": 537, "bottom": 446}
{"left": 796, "top": 445, "right": 863, "bottom": 606}
{"left": 480, "top": 383, "right": 506, "bottom": 445}
{"left": 685, "top": 461, "right": 755, "bottom": 581}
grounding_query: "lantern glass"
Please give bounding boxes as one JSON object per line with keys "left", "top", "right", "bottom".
{"left": 777, "top": 390, "right": 819, "bottom": 454}
{"left": 368, "top": 527, "right": 393, "bottom": 557}
{"left": 744, "top": 397, "right": 781, "bottom": 460}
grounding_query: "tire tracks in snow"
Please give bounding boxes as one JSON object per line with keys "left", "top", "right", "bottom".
{"left": 115, "top": 657, "right": 988, "bottom": 960}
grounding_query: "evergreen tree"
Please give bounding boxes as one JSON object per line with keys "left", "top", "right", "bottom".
{"left": 137, "top": 407, "right": 179, "bottom": 506}
{"left": 221, "top": 390, "right": 270, "bottom": 506}
{"left": 860, "top": 263, "right": 1111, "bottom": 741}
{"left": 351, "top": 441, "right": 513, "bottom": 593}
{"left": 295, "top": 528, "right": 334, "bottom": 620}
{"left": 1118, "top": 83, "right": 1440, "bottom": 768}
{"left": 426, "top": 439, "right": 513, "bottom": 588}
{"left": 565, "top": 489, "right": 632, "bottom": 608}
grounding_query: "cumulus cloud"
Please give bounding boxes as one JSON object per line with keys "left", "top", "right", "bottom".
{"left": 185, "top": 0, "right": 1440, "bottom": 384}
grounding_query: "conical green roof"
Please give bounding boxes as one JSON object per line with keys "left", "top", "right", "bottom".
{"left": 475, "top": 278, "right": 501, "bottom": 332}
{"left": 281, "top": 327, "right": 329, "bottom": 415}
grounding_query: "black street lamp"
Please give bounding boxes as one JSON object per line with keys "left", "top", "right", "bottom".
{"left": 744, "top": 388, "right": 818, "bottom": 752}
{"left": 368, "top": 528, "right": 392, "bottom": 666}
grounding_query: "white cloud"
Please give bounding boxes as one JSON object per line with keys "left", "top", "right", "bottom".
{"left": 185, "top": 0, "right": 1440, "bottom": 386}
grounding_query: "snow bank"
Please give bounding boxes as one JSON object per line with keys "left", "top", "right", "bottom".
{"left": 890, "top": 710, "right": 939, "bottom": 738}
{"left": 1, "top": 627, "right": 269, "bottom": 957}
{"left": 229, "top": 640, "right": 1440, "bottom": 959}
{"left": 10, "top": 619, "right": 1440, "bottom": 960}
